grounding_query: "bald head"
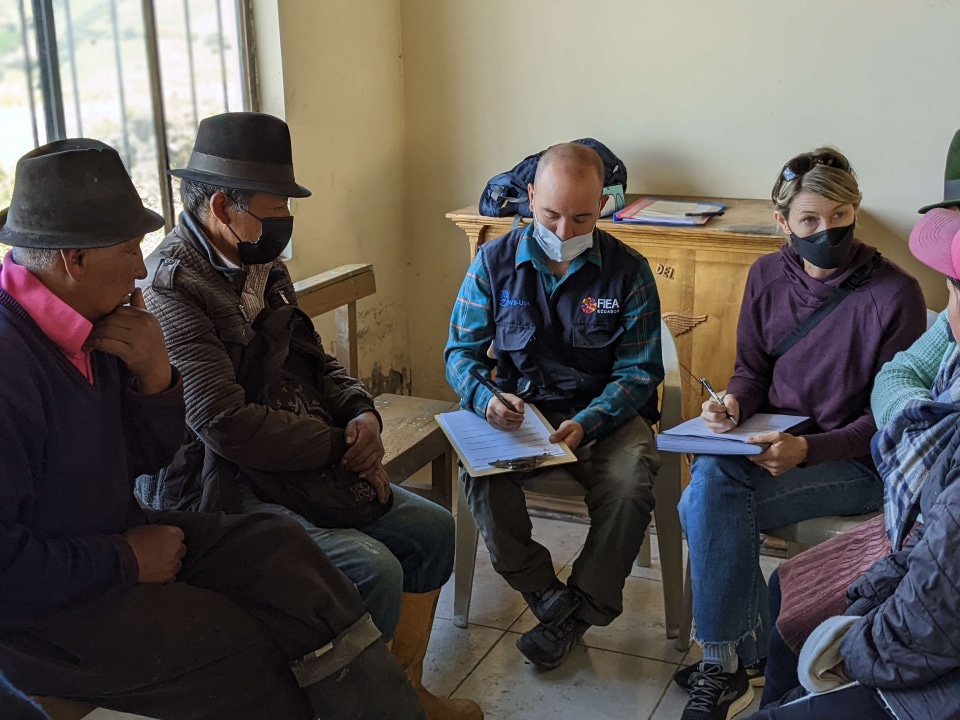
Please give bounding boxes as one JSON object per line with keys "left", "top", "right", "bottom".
{"left": 527, "top": 143, "right": 606, "bottom": 244}
{"left": 534, "top": 143, "right": 605, "bottom": 189}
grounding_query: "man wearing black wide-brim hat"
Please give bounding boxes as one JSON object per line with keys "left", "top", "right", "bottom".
{"left": 0, "top": 139, "right": 427, "bottom": 719}
{"left": 140, "top": 112, "right": 481, "bottom": 720}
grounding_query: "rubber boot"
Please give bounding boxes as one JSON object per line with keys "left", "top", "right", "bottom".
{"left": 294, "top": 615, "right": 425, "bottom": 719}
{"left": 391, "top": 590, "right": 484, "bottom": 720}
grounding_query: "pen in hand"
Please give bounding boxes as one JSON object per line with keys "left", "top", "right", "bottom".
{"left": 470, "top": 368, "right": 523, "bottom": 415}
{"left": 699, "top": 377, "right": 737, "bottom": 426}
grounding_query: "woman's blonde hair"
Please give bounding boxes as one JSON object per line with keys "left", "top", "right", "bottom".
{"left": 771, "top": 147, "right": 862, "bottom": 218}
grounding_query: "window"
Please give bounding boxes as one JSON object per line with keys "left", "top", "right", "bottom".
{"left": 0, "top": 0, "right": 259, "bottom": 255}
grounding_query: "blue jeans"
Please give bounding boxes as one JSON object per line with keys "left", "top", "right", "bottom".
{"left": 240, "top": 482, "right": 455, "bottom": 641}
{"left": 679, "top": 455, "right": 882, "bottom": 667}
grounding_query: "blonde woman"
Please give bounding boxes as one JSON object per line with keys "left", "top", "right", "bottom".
{"left": 675, "top": 149, "right": 926, "bottom": 720}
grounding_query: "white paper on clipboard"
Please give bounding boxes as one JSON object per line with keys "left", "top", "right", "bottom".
{"left": 435, "top": 405, "right": 577, "bottom": 477}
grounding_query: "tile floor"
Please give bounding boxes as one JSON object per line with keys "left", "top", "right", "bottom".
{"left": 91, "top": 515, "right": 783, "bottom": 720}
{"left": 426, "top": 515, "right": 783, "bottom": 720}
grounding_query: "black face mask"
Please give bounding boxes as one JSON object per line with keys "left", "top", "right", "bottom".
{"left": 231, "top": 211, "right": 294, "bottom": 265}
{"left": 791, "top": 222, "right": 856, "bottom": 270}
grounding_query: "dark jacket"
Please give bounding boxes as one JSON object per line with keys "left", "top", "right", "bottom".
{"left": 840, "top": 428, "right": 960, "bottom": 719}
{"left": 0, "top": 280, "right": 184, "bottom": 628}
{"left": 139, "top": 212, "right": 377, "bottom": 513}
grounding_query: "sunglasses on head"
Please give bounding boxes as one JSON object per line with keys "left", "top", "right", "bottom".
{"left": 780, "top": 151, "right": 849, "bottom": 182}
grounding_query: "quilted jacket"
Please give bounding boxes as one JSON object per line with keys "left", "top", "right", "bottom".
{"left": 138, "top": 211, "right": 376, "bottom": 512}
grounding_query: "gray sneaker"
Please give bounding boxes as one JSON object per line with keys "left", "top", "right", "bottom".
{"left": 674, "top": 657, "right": 766, "bottom": 692}
{"left": 521, "top": 579, "right": 581, "bottom": 627}
{"left": 680, "top": 663, "right": 754, "bottom": 720}
{"left": 516, "top": 615, "right": 589, "bottom": 670}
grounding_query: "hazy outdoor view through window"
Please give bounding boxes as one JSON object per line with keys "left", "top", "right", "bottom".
{"left": 0, "top": 0, "right": 250, "bottom": 257}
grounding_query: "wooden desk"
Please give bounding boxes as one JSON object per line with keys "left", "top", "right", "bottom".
{"left": 446, "top": 196, "right": 783, "bottom": 426}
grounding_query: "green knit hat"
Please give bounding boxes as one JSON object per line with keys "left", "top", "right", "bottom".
{"left": 919, "top": 128, "right": 960, "bottom": 213}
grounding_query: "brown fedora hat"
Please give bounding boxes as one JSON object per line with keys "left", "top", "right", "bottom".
{"left": 0, "top": 138, "right": 164, "bottom": 249}
{"left": 169, "top": 112, "right": 311, "bottom": 198}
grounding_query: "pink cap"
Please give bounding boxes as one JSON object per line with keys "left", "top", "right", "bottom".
{"left": 909, "top": 207, "right": 960, "bottom": 279}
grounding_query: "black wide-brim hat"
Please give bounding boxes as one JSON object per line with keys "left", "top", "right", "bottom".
{"left": 919, "top": 128, "right": 960, "bottom": 213}
{"left": 0, "top": 139, "right": 164, "bottom": 249}
{"left": 169, "top": 112, "right": 312, "bottom": 199}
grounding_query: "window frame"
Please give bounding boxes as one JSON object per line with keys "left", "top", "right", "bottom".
{"left": 18, "top": 0, "right": 261, "bottom": 231}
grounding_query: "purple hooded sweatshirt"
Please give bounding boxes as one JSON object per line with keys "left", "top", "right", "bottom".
{"left": 725, "top": 241, "right": 926, "bottom": 467}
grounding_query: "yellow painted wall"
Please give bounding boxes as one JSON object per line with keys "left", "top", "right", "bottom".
{"left": 266, "top": 0, "right": 410, "bottom": 394}
{"left": 400, "top": 0, "right": 960, "bottom": 400}
{"left": 256, "top": 1, "right": 960, "bottom": 401}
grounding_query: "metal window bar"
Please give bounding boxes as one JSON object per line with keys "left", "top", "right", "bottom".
{"left": 141, "top": 0, "right": 174, "bottom": 231}
{"left": 183, "top": 0, "right": 199, "bottom": 130}
{"left": 32, "top": 0, "right": 66, "bottom": 142}
{"left": 236, "top": 0, "right": 258, "bottom": 112}
{"left": 216, "top": 0, "right": 229, "bottom": 112}
{"left": 17, "top": 0, "right": 40, "bottom": 148}
{"left": 62, "top": 0, "right": 83, "bottom": 137}
{"left": 108, "top": 0, "right": 131, "bottom": 166}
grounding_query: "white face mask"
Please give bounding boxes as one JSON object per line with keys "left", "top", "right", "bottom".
{"left": 531, "top": 210, "right": 594, "bottom": 263}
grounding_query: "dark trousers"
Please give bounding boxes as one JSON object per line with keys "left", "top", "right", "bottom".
{"left": 745, "top": 684, "right": 893, "bottom": 719}
{"left": 761, "top": 569, "right": 803, "bottom": 707}
{"left": 462, "top": 415, "right": 659, "bottom": 626}
{"left": 0, "top": 510, "right": 365, "bottom": 720}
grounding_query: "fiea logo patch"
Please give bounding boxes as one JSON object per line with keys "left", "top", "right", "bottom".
{"left": 580, "top": 296, "right": 620, "bottom": 315}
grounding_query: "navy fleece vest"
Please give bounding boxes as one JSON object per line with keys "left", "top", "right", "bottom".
{"left": 482, "top": 226, "right": 658, "bottom": 421}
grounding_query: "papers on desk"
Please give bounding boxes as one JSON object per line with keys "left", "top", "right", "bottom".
{"left": 656, "top": 413, "right": 810, "bottom": 456}
{"left": 436, "top": 405, "right": 577, "bottom": 477}
{"left": 613, "top": 197, "right": 726, "bottom": 226}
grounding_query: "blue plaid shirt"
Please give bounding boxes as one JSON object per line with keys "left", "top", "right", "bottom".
{"left": 444, "top": 229, "right": 662, "bottom": 442}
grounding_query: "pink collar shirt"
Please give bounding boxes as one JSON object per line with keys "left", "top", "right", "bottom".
{"left": 0, "top": 251, "right": 95, "bottom": 383}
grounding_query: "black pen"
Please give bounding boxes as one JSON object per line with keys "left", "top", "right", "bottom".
{"left": 470, "top": 368, "right": 522, "bottom": 414}
{"left": 699, "top": 377, "right": 737, "bottom": 426}
{"left": 685, "top": 210, "right": 725, "bottom": 218}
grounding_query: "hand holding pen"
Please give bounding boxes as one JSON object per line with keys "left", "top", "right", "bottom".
{"left": 471, "top": 368, "right": 525, "bottom": 431}
{"left": 699, "top": 377, "right": 739, "bottom": 432}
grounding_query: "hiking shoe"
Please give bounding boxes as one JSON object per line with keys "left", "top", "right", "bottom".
{"left": 680, "top": 662, "right": 754, "bottom": 720}
{"left": 516, "top": 615, "right": 590, "bottom": 670}
{"left": 521, "top": 579, "right": 581, "bottom": 627}
{"left": 674, "top": 657, "right": 766, "bottom": 692}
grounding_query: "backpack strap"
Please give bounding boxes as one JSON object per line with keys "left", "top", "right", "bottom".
{"left": 770, "top": 251, "right": 881, "bottom": 360}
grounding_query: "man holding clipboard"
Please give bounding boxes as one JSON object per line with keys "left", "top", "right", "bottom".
{"left": 444, "top": 142, "right": 664, "bottom": 670}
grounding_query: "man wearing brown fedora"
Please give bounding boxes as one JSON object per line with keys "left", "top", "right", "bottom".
{"left": 140, "top": 112, "right": 481, "bottom": 720}
{"left": 0, "top": 139, "right": 427, "bottom": 719}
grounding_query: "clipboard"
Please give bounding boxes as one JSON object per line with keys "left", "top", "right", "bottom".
{"left": 435, "top": 405, "right": 578, "bottom": 477}
{"left": 655, "top": 413, "right": 810, "bottom": 455}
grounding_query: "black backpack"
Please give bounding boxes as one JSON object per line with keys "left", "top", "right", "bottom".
{"left": 479, "top": 138, "right": 627, "bottom": 218}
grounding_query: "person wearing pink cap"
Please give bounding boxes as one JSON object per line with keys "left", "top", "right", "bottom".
{"left": 743, "top": 138, "right": 960, "bottom": 720}
{"left": 871, "top": 131, "right": 960, "bottom": 427}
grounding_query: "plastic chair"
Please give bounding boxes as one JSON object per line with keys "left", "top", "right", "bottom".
{"left": 452, "top": 318, "right": 685, "bottom": 638}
